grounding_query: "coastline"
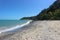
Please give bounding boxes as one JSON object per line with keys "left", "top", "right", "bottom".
{"left": 0, "top": 21, "right": 60, "bottom": 40}
{"left": 0, "top": 20, "right": 33, "bottom": 37}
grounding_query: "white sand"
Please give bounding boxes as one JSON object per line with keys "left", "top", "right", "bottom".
{"left": 0, "top": 21, "right": 60, "bottom": 40}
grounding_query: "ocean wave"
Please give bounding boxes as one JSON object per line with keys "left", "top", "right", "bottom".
{"left": 0, "top": 20, "right": 32, "bottom": 33}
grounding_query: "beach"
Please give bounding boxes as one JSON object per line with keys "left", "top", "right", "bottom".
{"left": 0, "top": 21, "right": 60, "bottom": 40}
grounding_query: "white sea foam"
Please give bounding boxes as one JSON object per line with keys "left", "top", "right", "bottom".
{"left": 0, "top": 20, "right": 32, "bottom": 34}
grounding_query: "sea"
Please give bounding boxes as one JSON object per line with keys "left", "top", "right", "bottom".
{"left": 0, "top": 20, "right": 32, "bottom": 33}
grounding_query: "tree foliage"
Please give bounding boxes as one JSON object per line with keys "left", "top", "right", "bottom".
{"left": 21, "top": 0, "right": 60, "bottom": 20}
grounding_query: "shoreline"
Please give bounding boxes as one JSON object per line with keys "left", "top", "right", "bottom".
{"left": 0, "top": 20, "right": 33, "bottom": 34}
{"left": 0, "top": 21, "right": 60, "bottom": 40}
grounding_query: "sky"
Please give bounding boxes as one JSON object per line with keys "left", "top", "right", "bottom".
{"left": 0, "top": 0, "right": 55, "bottom": 20}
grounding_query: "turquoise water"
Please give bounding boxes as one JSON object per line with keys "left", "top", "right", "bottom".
{"left": 0, "top": 20, "right": 28, "bottom": 31}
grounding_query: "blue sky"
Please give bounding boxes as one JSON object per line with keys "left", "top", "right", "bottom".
{"left": 0, "top": 0, "right": 55, "bottom": 20}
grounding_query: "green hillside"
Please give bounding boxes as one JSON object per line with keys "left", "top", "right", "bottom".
{"left": 21, "top": 0, "right": 60, "bottom": 20}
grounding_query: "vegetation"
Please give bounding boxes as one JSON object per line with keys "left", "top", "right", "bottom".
{"left": 21, "top": 0, "right": 60, "bottom": 20}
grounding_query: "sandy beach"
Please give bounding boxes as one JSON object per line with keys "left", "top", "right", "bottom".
{"left": 0, "top": 21, "right": 60, "bottom": 40}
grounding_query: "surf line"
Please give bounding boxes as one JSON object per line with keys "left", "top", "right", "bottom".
{"left": 0, "top": 20, "right": 33, "bottom": 34}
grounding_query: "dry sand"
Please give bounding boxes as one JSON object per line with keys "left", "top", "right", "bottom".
{"left": 0, "top": 21, "right": 60, "bottom": 40}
